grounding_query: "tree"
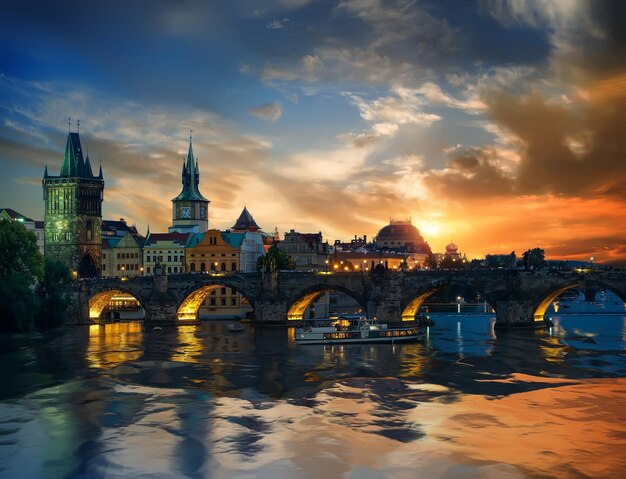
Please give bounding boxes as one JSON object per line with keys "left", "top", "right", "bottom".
{"left": 522, "top": 248, "right": 546, "bottom": 270}
{"left": 425, "top": 253, "right": 438, "bottom": 269}
{"left": 36, "top": 259, "right": 74, "bottom": 329}
{"left": 257, "top": 244, "right": 293, "bottom": 271}
{"left": 0, "top": 220, "right": 43, "bottom": 332}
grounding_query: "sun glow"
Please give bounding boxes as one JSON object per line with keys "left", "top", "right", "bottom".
{"left": 419, "top": 221, "right": 442, "bottom": 238}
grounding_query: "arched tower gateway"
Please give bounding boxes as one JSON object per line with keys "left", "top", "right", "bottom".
{"left": 42, "top": 128, "right": 104, "bottom": 278}
{"left": 169, "top": 135, "right": 210, "bottom": 234}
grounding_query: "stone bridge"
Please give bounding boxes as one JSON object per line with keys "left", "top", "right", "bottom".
{"left": 73, "top": 268, "right": 626, "bottom": 328}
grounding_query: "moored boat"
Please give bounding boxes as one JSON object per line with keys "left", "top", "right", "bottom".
{"left": 294, "top": 317, "right": 422, "bottom": 345}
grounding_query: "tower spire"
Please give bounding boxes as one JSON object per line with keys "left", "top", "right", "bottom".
{"left": 68, "top": 117, "right": 71, "bottom": 133}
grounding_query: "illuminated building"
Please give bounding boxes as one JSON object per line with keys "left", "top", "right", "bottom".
{"left": 143, "top": 232, "right": 191, "bottom": 274}
{"left": 185, "top": 208, "right": 266, "bottom": 318}
{"left": 169, "top": 135, "right": 210, "bottom": 234}
{"left": 101, "top": 231, "right": 144, "bottom": 277}
{"left": 100, "top": 218, "right": 145, "bottom": 277}
{"left": 444, "top": 241, "right": 462, "bottom": 261}
{"left": 374, "top": 218, "right": 431, "bottom": 267}
{"left": 42, "top": 128, "right": 104, "bottom": 277}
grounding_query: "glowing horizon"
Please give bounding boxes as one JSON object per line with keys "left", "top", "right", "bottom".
{"left": 1, "top": 1, "right": 625, "bottom": 262}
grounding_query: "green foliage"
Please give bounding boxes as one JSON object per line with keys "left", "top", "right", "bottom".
{"left": 36, "top": 259, "right": 74, "bottom": 329}
{"left": 0, "top": 220, "right": 43, "bottom": 332}
{"left": 257, "top": 244, "right": 294, "bottom": 271}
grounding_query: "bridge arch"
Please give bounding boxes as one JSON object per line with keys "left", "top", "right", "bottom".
{"left": 87, "top": 288, "right": 145, "bottom": 322}
{"left": 176, "top": 280, "right": 256, "bottom": 321}
{"left": 287, "top": 284, "right": 367, "bottom": 321}
{"left": 401, "top": 280, "right": 496, "bottom": 321}
{"left": 533, "top": 280, "right": 626, "bottom": 321}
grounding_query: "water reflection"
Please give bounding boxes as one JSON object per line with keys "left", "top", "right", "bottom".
{"left": 1, "top": 313, "right": 625, "bottom": 478}
{"left": 87, "top": 322, "right": 143, "bottom": 368}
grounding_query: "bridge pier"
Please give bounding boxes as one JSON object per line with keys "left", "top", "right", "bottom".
{"left": 369, "top": 300, "right": 402, "bottom": 323}
{"left": 254, "top": 299, "right": 287, "bottom": 323}
{"left": 143, "top": 300, "right": 183, "bottom": 325}
{"left": 74, "top": 292, "right": 91, "bottom": 325}
{"left": 494, "top": 300, "right": 547, "bottom": 329}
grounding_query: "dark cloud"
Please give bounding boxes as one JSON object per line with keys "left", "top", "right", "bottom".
{"left": 486, "top": 89, "right": 626, "bottom": 199}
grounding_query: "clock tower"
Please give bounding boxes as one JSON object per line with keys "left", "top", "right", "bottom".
{"left": 169, "top": 135, "right": 210, "bottom": 233}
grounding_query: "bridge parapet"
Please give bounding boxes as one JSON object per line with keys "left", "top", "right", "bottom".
{"left": 73, "top": 269, "right": 626, "bottom": 327}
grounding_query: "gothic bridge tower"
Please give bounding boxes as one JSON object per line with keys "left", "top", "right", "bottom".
{"left": 169, "top": 134, "right": 210, "bottom": 233}
{"left": 42, "top": 126, "right": 104, "bottom": 277}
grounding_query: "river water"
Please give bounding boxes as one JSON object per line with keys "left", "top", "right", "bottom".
{"left": 1, "top": 313, "right": 625, "bottom": 479}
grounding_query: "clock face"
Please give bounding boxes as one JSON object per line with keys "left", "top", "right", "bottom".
{"left": 180, "top": 207, "right": 191, "bottom": 219}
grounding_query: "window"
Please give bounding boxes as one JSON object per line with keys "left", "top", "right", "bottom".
{"left": 231, "top": 298, "right": 236, "bottom": 306}
{"left": 65, "top": 232, "right": 72, "bottom": 241}
{"left": 221, "top": 288, "right": 226, "bottom": 295}
{"left": 231, "top": 262, "right": 237, "bottom": 271}
{"left": 211, "top": 290, "right": 216, "bottom": 296}
{"left": 147, "top": 267, "right": 151, "bottom": 274}
{"left": 190, "top": 263, "right": 196, "bottom": 272}
{"left": 167, "top": 266, "right": 171, "bottom": 273}
{"left": 102, "top": 264, "right": 106, "bottom": 271}
{"left": 146, "top": 255, "right": 150, "bottom": 262}
{"left": 200, "top": 263, "right": 206, "bottom": 272}
{"left": 220, "top": 298, "right": 226, "bottom": 306}
{"left": 103, "top": 253, "right": 106, "bottom": 259}
{"left": 117, "top": 265, "right": 121, "bottom": 271}
{"left": 221, "top": 263, "right": 226, "bottom": 272}
{"left": 210, "top": 298, "right": 216, "bottom": 306}
{"left": 168, "top": 256, "right": 172, "bottom": 262}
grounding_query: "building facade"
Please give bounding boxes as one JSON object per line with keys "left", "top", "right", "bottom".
{"left": 42, "top": 130, "right": 104, "bottom": 277}
{"left": 169, "top": 137, "right": 210, "bottom": 234}
{"left": 278, "top": 230, "right": 330, "bottom": 269}
{"left": 101, "top": 231, "right": 144, "bottom": 277}
{"left": 143, "top": 233, "right": 190, "bottom": 275}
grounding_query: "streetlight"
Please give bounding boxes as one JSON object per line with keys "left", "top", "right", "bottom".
{"left": 325, "top": 259, "right": 329, "bottom": 273}
{"left": 121, "top": 265, "right": 125, "bottom": 278}
{"left": 140, "top": 266, "right": 144, "bottom": 275}
{"left": 590, "top": 256, "right": 594, "bottom": 269}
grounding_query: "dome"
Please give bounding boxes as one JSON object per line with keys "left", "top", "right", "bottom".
{"left": 377, "top": 223, "right": 424, "bottom": 242}
{"left": 446, "top": 242, "right": 458, "bottom": 252}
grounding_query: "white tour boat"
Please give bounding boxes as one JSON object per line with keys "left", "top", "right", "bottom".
{"left": 294, "top": 317, "right": 423, "bottom": 345}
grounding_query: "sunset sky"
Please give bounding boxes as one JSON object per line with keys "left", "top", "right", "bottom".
{"left": 1, "top": 1, "right": 625, "bottom": 262}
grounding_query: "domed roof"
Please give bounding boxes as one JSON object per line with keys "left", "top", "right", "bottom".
{"left": 446, "top": 242, "right": 458, "bottom": 252}
{"left": 377, "top": 222, "right": 424, "bottom": 242}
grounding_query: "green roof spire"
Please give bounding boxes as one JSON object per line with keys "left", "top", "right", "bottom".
{"left": 172, "top": 134, "right": 208, "bottom": 202}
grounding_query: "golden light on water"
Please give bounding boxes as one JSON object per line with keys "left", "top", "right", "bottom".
{"left": 87, "top": 322, "right": 143, "bottom": 368}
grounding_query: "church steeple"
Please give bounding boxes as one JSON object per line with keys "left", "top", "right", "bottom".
{"left": 172, "top": 135, "right": 208, "bottom": 202}
{"left": 169, "top": 132, "right": 210, "bottom": 234}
